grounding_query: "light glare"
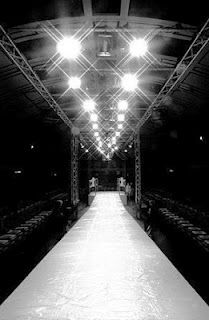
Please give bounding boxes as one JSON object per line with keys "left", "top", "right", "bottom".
{"left": 90, "top": 113, "right": 98, "bottom": 122}
{"left": 57, "top": 37, "right": 81, "bottom": 59}
{"left": 118, "top": 100, "right": 128, "bottom": 111}
{"left": 130, "top": 38, "right": 148, "bottom": 57}
{"left": 121, "top": 74, "right": 138, "bottom": 92}
{"left": 93, "top": 123, "right": 98, "bottom": 130}
{"left": 68, "top": 77, "right": 81, "bottom": 89}
{"left": 117, "top": 114, "right": 125, "bottom": 122}
{"left": 83, "top": 100, "right": 95, "bottom": 112}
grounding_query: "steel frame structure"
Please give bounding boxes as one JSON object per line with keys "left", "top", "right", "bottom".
{"left": 0, "top": 25, "right": 74, "bottom": 129}
{"left": 134, "top": 131, "right": 141, "bottom": 215}
{"left": 71, "top": 133, "right": 79, "bottom": 206}
{"left": 124, "top": 18, "right": 209, "bottom": 148}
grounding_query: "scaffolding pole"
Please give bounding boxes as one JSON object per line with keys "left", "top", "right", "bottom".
{"left": 135, "top": 131, "right": 141, "bottom": 218}
{"left": 71, "top": 133, "right": 79, "bottom": 210}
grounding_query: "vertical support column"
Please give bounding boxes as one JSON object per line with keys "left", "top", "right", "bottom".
{"left": 71, "top": 131, "right": 79, "bottom": 215}
{"left": 135, "top": 131, "right": 141, "bottom": 218}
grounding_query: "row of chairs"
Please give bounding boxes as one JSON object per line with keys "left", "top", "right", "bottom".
{"left": 0, "top": 208, "right": 53, "bottom": 255}
{"left": 145, "top": 192, "right": 209, "bottom": 233}
{"left": 158, "top": 208, "right": 209, "bottom": 253}
{"left": 0, "top": 193, "right": 72, "bottom": 256}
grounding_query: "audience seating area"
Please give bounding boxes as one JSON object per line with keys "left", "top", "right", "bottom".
{"left": 141, "top": 192, "right": 209, "bottom": 254}
{"left": 0, "top": 191, "right": 73, "bottom": 256}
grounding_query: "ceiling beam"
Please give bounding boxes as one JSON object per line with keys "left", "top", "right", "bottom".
{"left": 0, "top": 24, "right": 74, "bottom": 130}
{"left": 119, "top": 0, "right": 130, "bottom": 27}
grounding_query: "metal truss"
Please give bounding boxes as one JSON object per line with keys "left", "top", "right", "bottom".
{"left": 0, "top": 25, "right": 73, "bottom": 129}
{"left": 123, "top": 18, "right": 209, "bottom": 150}
{"left": 134, "top": 131, "right": 141, "bottom": 211}
{"left": 71, "top": 134, "right": 79, "bottom": 206}
{"left": 139, "top": 18, "right": 209, "bottom": 128}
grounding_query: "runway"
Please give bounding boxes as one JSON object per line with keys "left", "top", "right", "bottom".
{"left": 0, "top": 191, "right": 209, "bottom": 319}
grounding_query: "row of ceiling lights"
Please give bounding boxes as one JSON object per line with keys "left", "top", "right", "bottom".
{"left": 56, "top": 36, "right": 148, "bottom": 159}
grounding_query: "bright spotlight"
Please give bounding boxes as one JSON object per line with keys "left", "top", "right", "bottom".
{"left": 94, "top": 132, "right": 99, "bottom": 137}
{"left": 107, "top": 142, "right": 111, "bottom": 148}
{"left": 115, "top": 146, "right": 118, "bottom": 150}
{"left": 57, "top": 37, "right": 81, "bottom": 59}
{"left": 96, "top": 137, "right": 100, "bottom": 141}
{"left": 98, "top": 141, "right": 102, "bottom": 147}
{"left": 121, "top": 74, "right": 138, "bottom": 91}
{"left": 83, "top": 100, "right": 95, "bottom": 112}
{"left": 112, "top": 137, "right": 116, "bottom": 144}
{"left": 93, "top": 123, "right": 98, "bottom": 130}
{"left": 117, "top": 114, "right": 125, "bottom": 122}
{"left": 118, "top": 123, "right": 123, "bottom": 130}
{"left": 129, "top": 38, "right": 147, "bottom": 57}
{"left": 116, "top": 131, "right": 120, "bottom": 137}
{"left": 90, "top": 113, "right": 98, "bottom": 122}
{"left": 68, "top": 77, "right": 81, "bottom": 89}
{"left": 118, "top": 100, "right": 128, "bottom": 111}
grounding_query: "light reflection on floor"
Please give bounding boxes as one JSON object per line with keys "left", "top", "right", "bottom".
{"left": 0, "top": 192, "right": 209, "bottom": 319}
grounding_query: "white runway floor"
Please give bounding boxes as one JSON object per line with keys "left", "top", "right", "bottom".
{"left": 0, "top": 191, "right": 209, "bottom": 319}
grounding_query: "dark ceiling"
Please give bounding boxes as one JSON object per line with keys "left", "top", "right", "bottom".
{"left": 0, "top": 0, "right": 209, "bottom": 160}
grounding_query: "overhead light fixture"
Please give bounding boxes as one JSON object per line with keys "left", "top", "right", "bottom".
{"left": 90, "top": 113, "right": 98, "bottom": 122}
{"left": 93, "top": 123, "right": 98, "bottom": 130}
{"left": 124, "top": 149, "right": 128, "bottom": 153}
{"left": 85, "top": 149, "right": 89, "bottom": 153}
{"left": 118, "top": 123, "right": 123, "bottom": 130}
{"left": 98, "top": 141, "right": 102, "bottom": 147}
{"left": 118, "top": 100, "right": 128, "bottom": 111}
{"left": 107, "top": 142, "right": 111, "bottom": 148}
{"left": 129, "top": 38, "right": 148, "bottom": 57}
{"left": 121, "top": 74, "right": 138, "bottom": 92}
{"left": 83, "top": 100, "right": 96, "bottom": 112}
{"left": 117, "top": 114, "right": 125, "bottom": 122}
{"left": 96, "top": 136, "right": 100, "bottom": 141}
{"left": 68, "top": 76, "right": 81, "bottom": 89}
{"left": 115, "top": 146, "right": 118, "bottom": 150}
{"left": 116, "top": 131, "right": 120, "bottom": 137}
{"left": 112, "top": 137, "right": 116, "bottom": 144}
{"left": 94, "top": 132, "right": 99, "bottom": 137}
{"left": 57, "top": 37, "right": 81, "bottom": 59}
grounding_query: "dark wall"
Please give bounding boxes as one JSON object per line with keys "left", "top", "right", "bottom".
{"left": 0, "top": 116, "right": 70, "bottom": 208}
{"left": 141, "top": 113, "right": 209, "bottom": 209}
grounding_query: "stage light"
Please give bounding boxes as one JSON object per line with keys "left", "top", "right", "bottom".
{"left": 115, "top": 146, "right": 118, "bottom": 150}
{"left": 129, "top": 38, "right": 147, "bottom": 57}
{"left": 98, "top": 141, "right": 102, "bottom": 147}
{"left": 118, "top": 100, "right": 128, "bottom": 111}
{"left": 121, "top": 74, "right": 138, "bottom": 92}
{"left": 124, "top": 149, "right": 127, "bottom": 153}
{"left": 90, "top": 113, "right": 98, "bottom": 122}
{"left": 85, "top": 149, "right": 89, "bottom": 153}
{"left": 107, "top": 142, "right": 111, "bottom": 148}
{"left": 57, "top": 37, "right": 81, "bottom": 59}
{"left": 116, "top": 131, "right": 120, "bottom": 137}
{"left": 118, "top": 123, "right": 123, "bottom": 129}
{"left": 83, "top": 100, "right": 96, "bottom": 112}
{"left": 94, "top": 132, "right": 99, "bottom": 137}
{"left": 96, "top": 136, "right": 100, "bottom": 141}
{"left": 117, "top": 114, "right": 125, "bottom": 122}
{"left": 112, "top": 137, "right": 116, "bottom": 144}
{"left": 93, "top": 123, "right": 98, "bottom": 130}
{"left": 68, "top": 76, "right": 81, "bottom": 89}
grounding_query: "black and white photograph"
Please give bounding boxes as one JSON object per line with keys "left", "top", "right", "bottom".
{"left": 0, "top": 0, "right": 209, "bottom": 319}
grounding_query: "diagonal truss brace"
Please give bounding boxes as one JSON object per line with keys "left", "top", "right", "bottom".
{"left": 0, "top": 24, "right": 73, "bottom": 129}
{"left": 139, "top": 18, "right": 209, "bottom": 128}
{"left": 135, "top": 131, "right": 141, "bottom": 214}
